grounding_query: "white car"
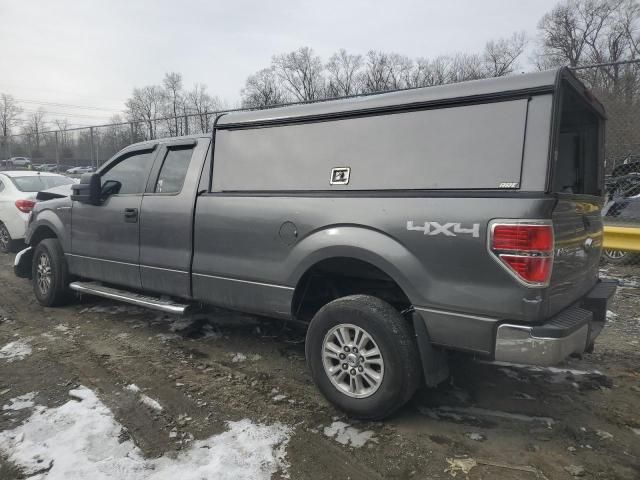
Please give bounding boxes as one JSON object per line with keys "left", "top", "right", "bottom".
{"left": 66, "top": 166, "right": 94, "bottom": 174}
{"left": 0, "top": 171, "right": 75, "bottom": 253}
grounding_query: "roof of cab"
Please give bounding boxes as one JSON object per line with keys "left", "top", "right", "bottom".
{"left": 218, "top": 69, "right": 565, "bottom": 128}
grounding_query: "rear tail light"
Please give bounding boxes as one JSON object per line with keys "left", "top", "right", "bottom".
{"left": 15, "top": 199, "right": 36, "bottom": 213}
{"left": 489, "top": 221, "right": 554, "bottom": 287}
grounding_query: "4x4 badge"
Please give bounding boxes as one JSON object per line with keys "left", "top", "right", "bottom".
{"left": 407, "top": 221, "right": 480, "bottom": 237}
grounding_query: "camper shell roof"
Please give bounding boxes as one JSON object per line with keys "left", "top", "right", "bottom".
{"left": 217, "top": 67, "right": 604, "bottom": 129}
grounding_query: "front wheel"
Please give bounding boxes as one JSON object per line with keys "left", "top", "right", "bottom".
{"left": 305, "top": 295, "right": 421, "bottom": 420}
{"left": 0, "top": 223, "right": 17, "bottom": 253}
{"left": 32, "top": 239, "right": 71, "bottom": 307}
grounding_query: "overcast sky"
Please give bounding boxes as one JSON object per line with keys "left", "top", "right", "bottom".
{"left": 1, "top": 0, "right": 558, "bottom": 127}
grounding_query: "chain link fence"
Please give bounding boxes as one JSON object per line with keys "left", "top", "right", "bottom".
{"left": 1, "top": 63, "right": 639, "bottom": 263}
{"left": 0, "top": 112, "right": 221, "bottom": 171}
{"left": 574, "top": 61, "right": 640, "bottom": 265}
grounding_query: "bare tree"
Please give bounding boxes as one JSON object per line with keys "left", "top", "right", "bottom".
{"left": 449, "top": 53, "right": 486, "bottom": 82}
{"left": 163, "top": 72, "right": 184, "bottom": 136}
{"left": 23, "top": 108, "right": 46, "bottom": 156}
{"left": 53, "top": 118, "right": 70, "bottom": 150}
{"left": 126, "top": 85, "right": 163, "bottom": 139}
{"left": 0, "top": 94, "right": 23, "bottom": 156}
{"left": 361, "top": 51, "right": 395, "bottom": 93}
{"left": 484, "top": 32, "right": 528, "bottom": 76}
{"left": 536, "top": 0, "right": 621, "bottom": 67}
{"left": 241, "top": 68, "right": 288, "bottom": 107}
{"left": 272, "top": 47, "right": 325, "bottom": 101}
{"left": 325, "top": 49, "right": 363, "bottom": 97}
{"left": 187, "top": 84, "right": 221, "bottom": 133}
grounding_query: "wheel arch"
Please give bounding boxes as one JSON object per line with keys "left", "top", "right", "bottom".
{"left": 288, "top": 226, "right": 423, "bottom": 321}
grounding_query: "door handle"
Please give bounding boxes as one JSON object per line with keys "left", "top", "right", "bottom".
{"left": 123, "top": 208, "right": 138, "bottom": 223}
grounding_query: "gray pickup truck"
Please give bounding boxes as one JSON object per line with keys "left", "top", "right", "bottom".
{"left": 15, "top": 67, "right": 616, "bottom": 419}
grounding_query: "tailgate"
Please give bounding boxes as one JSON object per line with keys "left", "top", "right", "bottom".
{"left": 547, "top": 197, "right": 603, "bottom": 316}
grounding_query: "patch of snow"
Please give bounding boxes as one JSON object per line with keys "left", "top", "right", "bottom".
{"left": 630, "top": 427, "right": 640, "bottom": 436}
{"left": 606, "top": 310, "right": 618, "bottom": 323}
{"left": 125, "top": 384, "right": 141, "bottom": 393}
{"left": 323, "top": 421, "right": 376, "bottom": 448}
{"left": 231, "top": 353, "right": 247, "bottom": 363}
{"left": 272, "top": 394, "right": 287, "bottom": 402}
{"left": 2, "top": 392, "right": 37, "bottom": 411}
{"left": 595, "top": 429, "right": 613, "bottom": 440}
{"left": 54, "top": 325, "right": 69, "bottom": 333}
{"left": 139, "top": 394, "right": 163, "bottom": 412}
{"left": 465, "top": 432, "right": 486, "bottom": 442}
{"left": 0, "top": 340, "right": 32, "bottom": 362}
{"left": 0, "top": 386, "right": 291, "bottom": 480}
{"left": 445, "top": 457, "right": 477, "bottom": 477}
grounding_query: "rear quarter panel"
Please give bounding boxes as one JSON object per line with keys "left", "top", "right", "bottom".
{"left": 192, "top": 194, "right": 557, "bottom": 321}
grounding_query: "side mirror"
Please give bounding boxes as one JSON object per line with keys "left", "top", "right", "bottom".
{"left": 71, "top": 173, "right": 101, "bottom": 205}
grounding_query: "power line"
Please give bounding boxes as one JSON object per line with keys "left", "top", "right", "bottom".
{"left": 20, "top": 108, "right": 117, "bottom": 120}
{"left": 15, "top": 98, "right": 123, "bottom": 112}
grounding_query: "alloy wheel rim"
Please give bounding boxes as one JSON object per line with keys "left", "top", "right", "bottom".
{"left": 36, "top": 253, "right": 52, "bottom": 295}
{"left": 604, "top": 249, "right": 626, "bottom": 260}
{"left": 322, "top": 323, "right": 384, "bottom": 398}
{"left": 0, "top": 226, "right": 8, "bottom": 250}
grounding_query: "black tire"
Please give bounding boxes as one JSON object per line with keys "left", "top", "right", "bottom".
{"left": 0, "top": 222, "right": 17, "bottom": 254}
{"left": 305, "top": 295, "right": 421, "bottom": 420}
{"left": 602, "top": 249, "right": 640, "bottom": 266}
{"left": 32, "top": 238, "right": 71, "bottom": 307}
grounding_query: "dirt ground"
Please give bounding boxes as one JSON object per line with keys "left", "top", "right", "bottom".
{"left": 0, "top": 252, "right": 638, "bottom": 479}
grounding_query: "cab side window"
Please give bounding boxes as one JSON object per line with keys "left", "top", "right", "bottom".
{"left": 0, "top": 180, "right": 5, "bottom": 193}
{"left": 154, "top": 146, "right": 193, "bottom": 194}
{"left": 101, "top": 151, "right": 154, "bottom": 195}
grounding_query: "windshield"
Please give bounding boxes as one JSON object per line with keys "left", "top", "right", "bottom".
{"left": 11, "top": 175, "right": 74, "bottom": 192}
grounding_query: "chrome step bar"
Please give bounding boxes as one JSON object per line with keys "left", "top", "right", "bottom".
{"left": 69, "top": 281, "right": 190, "bottom": 315}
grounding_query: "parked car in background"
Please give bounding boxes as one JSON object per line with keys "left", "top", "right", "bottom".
{"left": 66, "top": 166, "right": 95, "bottom": 174}
{"left": 602, "top": 188, "right": 640, "bottom": 265}
{"left": 34, "top": 163, "right": 57, "bottom": 172}
{"left": 8, "top": 157, "right": 32, "bottom": 168}
{"left": 0, "top": 171, "right": 76, "bottom": 252}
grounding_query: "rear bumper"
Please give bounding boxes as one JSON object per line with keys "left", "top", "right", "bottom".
{"left": 494, "top": 279, "right": 617, "bottom": 366}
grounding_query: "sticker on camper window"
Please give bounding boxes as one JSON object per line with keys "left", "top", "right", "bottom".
{"left": 330, "top": 167, "right": 350, "bottom": 185}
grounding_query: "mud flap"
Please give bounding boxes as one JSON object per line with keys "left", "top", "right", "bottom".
{"left": 13, "top": 247, "right": 33, "bottom": 279}
{"left": 412, "top": 311, "right": 449, "bottom": 387}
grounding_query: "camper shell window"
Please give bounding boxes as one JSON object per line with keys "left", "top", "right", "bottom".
{"left": 551, "top": 81, "right": 603, "bottom": 196}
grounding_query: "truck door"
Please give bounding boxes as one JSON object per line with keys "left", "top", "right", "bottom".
{"left": 69, "top": 146, "right": 157, "bottom": 289}
{"left": 139, "top": 138, "right": 207, "bottom": 298}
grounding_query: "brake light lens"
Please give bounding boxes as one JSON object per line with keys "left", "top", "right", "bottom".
{"left": 490, "top": 222, "right": 554, "bottom": 287}
{"left": 15, "top": 199, "right": 36, "bottom": 213}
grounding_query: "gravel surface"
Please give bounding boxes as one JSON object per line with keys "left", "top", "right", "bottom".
{"left": 0, "top": 253, "right": 638, "bottom": 479}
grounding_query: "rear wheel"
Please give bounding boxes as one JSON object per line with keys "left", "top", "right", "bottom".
{"left": 305, "top": 295, "right": 420, "bottom": 420}
{"left": 32, "top": 239, "right": 71, "bottom": 306}
{"left": 0, "top": 223, "right": 17, "bottom": 253}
